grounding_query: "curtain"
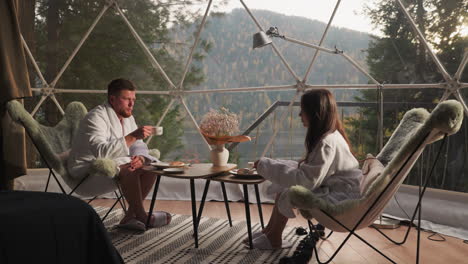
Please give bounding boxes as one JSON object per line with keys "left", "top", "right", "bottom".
{"left": 0, "top": 0, "right": 32, "bottom": 190}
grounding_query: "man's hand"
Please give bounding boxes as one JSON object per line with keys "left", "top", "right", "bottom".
{"left": 129, "top": 156, "right": 145, "bottom": 171}
{"left": 125, "top": 126, "right": 153, "bottom": 146}
{"left": 130, "top": 126, "right": 153, "bottom": 140}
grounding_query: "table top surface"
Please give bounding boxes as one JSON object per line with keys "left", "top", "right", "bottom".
{"left": 142, "top": 163, "right": 237, "bottom": 179}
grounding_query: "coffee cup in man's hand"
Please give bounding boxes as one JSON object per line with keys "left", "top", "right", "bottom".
{"left": 151, "top": 126, "right": 163, "bottom": 136}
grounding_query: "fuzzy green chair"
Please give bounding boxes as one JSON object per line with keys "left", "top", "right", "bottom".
{"left": 288, "top": 100, "right": 464, "bottom": 263}
{"left": 7, "top": 100, "right": 124, "bottom": 220}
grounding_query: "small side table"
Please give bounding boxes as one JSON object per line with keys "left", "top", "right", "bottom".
{"left": 210, "top": 174, "right": 266, "bottom": 249}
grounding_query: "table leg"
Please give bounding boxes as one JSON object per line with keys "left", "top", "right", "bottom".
{"left": 243, "top": 184, "right": 253, "bottom": 249}
{"left": 197, "top": 179, "right": 211, "bottom": 229}
{"left": 254, "top": 184, "right": 265, "bottom": 229}
{"left": 146, "top": 175, "right": 161, "bottom": 228}
{"left": 221, "top": 182, "right": 232, "bottom": 227}
{"left": 190, "top": 179, "right": 199, "bottom": 248}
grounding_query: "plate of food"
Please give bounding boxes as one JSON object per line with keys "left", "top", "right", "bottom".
{"left": 229, "top": 168, "right": 262, "bottom": 178}
{"left": 151, "top": 161, "right": 185, "bottom": 168}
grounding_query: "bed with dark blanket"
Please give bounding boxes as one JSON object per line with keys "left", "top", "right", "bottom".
{"left": 0, "top": 191, "right": 123, "bottom": 264}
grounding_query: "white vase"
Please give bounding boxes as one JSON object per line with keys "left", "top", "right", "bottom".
{"left": 210, "top": 144, "right": 229, "bottom": 167}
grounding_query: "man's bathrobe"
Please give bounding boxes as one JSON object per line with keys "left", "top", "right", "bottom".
{"left": 256, "top": 130, "right": 363, "bottom": 218}
{"left": 67, "top": 102, "right": 156, "bottom": 194}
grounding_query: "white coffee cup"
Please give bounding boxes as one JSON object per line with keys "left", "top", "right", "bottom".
{"left": 247, "top": 161, "right": 255, "bottom": 169}
{"left": 151, "top": 126, "right": 163, "bottom": 136}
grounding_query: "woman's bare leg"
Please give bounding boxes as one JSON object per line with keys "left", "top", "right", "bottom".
{"left": 252, "top": 194, "right": 288, "bottom": 247}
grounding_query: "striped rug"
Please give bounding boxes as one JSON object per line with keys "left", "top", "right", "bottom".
{"left": 95, "top": 207, "right": 303, "bottom": 264}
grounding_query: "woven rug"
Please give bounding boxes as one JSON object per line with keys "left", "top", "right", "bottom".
{"left": 95, "top": 207, "right": 303, "bottom": 264}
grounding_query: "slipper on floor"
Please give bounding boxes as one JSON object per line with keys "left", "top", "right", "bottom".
{"left": 148, "top": 211, "right": 172, "bottom": 228}
{"left": 117, "top": 218, "right": 146, "bottom": 231}
{"left": 247, "top": 233, "right": 293, "bottom": 250}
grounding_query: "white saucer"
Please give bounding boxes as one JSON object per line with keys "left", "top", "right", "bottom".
{"left": 162, "top": 168, "right": 185, "bottom": 174}
{"left": 151, "top": 162, "right": 185, "bottom": 168}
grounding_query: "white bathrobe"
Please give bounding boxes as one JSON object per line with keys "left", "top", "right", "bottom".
{"left": 256, "top": 130, "right": 362, "bottom": 218}
{"left": 68, "top": 102, "right": 156, "bottom": 182}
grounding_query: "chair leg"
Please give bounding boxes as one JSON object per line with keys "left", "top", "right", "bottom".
{"left": 312, "top": 226, "right": 396, "bottom": 264}
{"left": 44, "top": 170, "right": 52, "bottom": 192}
{"left": 49, "top": 169, "right": 66, "bottom": 194}
{"left": 87, "top": 196, "right": 98, "bottom": 204}
{"left": 417, "top": 198, "right": 422, "bottom": 264}
{"left": 254, "top": 184, "right": 264, "bottom": 229}
{"left": 221, "top": 182, "right": 232, "bottom": 227}
{"left": 116, "top": 185, "right": 127, "bottom": 213}
{"left": 102, "top": 197, "right": 121, "bottom": 222}
{"left": 243, "top": 184, "right": 253, "bottom": 249}
{"left": 68, "top": 174, "right": 90, "bottom": 196}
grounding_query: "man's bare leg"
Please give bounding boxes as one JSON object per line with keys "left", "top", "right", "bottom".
{"left": 136, "top": 169, "right": 171, "bottom": 225}
{"left": 138, "top": 169, "right": 157, "bottom": 199}
{"left": 119, "top": 164, "right": 147, "bottom": 224}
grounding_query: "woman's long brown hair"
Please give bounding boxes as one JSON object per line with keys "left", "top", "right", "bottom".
{"left": 300, "top": 89, "right": 351, "bottom": 164}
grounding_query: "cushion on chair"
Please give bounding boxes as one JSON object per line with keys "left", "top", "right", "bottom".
{"left": 288, "top": 100, "right": 464, "bottom": 232}
{"left": 376, "top": 108, "right": 429, "bottom": 165}
{"left": 149, "top": 148, "right": 161, "bottom": 159}
{"left": 8, "top": 101, "right": 87, "bottom": 174}
{"left": 7, "top": 101, "right": 119, "bottom": 196}
{"left": 89, "top": 159, "right": 118, "bottom": 180}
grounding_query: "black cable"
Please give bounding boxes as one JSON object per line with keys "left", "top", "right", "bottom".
{"left": 427, "top": 232, "right": 446, "bottom": 242}
{"left": 383, "top": 192, "right": 449, "bottom": 243}
{"left": 393, "top": 194, "right": 411, "bottom": 220}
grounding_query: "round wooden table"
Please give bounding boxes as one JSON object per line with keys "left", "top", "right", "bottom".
{"left": 143, "top": 163, "right": 237, "bottom": 248}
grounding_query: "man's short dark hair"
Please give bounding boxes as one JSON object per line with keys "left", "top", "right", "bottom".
{"left": 107, "top": 78, "right": 136, "bottom": 97}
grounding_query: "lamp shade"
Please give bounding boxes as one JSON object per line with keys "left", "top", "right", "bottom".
{"left": 252, "top": 31, "right": 272, "bottom": 49}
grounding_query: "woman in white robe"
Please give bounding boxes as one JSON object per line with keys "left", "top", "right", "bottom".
{"left": 252, "top": 89, "right": 362, "bottom": 249}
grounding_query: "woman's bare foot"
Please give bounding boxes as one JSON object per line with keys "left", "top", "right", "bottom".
{"left": 242, "top": 231, "right": 264, "bottom": 244}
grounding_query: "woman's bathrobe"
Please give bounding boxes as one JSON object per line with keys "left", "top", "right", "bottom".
{"left": 256, "top": 130, "right": 362, "bottom": 218}
{"left": 67, "top": 102, "right": 156, "bottom": 193}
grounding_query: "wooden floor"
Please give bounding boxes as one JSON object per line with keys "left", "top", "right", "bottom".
{"left": 93, "top": 199, "right": 468, "bottom": 264}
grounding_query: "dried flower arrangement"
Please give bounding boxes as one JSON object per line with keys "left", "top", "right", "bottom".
{"left": 199, "top": 107, "right": 251, "bottom": 145}
{"left": 200, "top": 107, "right": 240, "bottom": 137}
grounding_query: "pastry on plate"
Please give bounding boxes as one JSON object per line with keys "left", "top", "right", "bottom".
{"left": 169, "top": 161, "right": 185, "bottom": 166}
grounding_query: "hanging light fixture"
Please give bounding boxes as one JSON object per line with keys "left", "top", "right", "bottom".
{"left": 252, "top": 31, "right": 272, "bottom": 49}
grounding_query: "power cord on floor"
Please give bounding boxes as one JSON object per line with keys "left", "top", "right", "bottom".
{"left": 380, "top": 194, "right": 450, "bottom": 243}
{"left": 427, "top": 232, "right": 446, "bottom": 242}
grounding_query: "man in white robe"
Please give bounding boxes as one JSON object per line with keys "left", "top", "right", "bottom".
{"left": 68, "top": 78, "right": 170, "bottom": 230}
